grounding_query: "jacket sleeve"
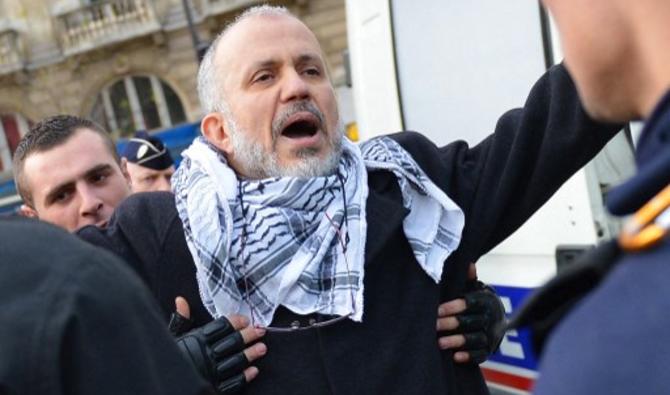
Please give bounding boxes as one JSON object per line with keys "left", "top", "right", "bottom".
{"left": 391, "top": 64, "right": 621, "bottom": 294}
{"left": 55, "top": 246, "right": 215, "bottom": 395}
{"left": 77, "top": 192, "right": 212, "bottom": 326}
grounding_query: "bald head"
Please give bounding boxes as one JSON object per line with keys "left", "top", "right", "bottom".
{"left": 196, "top": 5, "right": 342, "bottom": 179}
{"left": 198, "top": 6, "right": 318, "bottom": 114}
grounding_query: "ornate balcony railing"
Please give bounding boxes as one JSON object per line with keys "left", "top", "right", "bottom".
{"left": 55, "top": 0, "right": 161, "bottom": 56}
{"left": 0, "top": 28, "right": 24, "bottom": 75}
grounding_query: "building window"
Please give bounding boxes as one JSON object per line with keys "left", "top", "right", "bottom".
{"left": 91, "top": 75, "right": 187, "bottom": 138}
{"left": 0, "top": 112, "right": 31, "bottom": 173}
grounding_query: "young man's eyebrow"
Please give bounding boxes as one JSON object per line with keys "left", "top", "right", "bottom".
{"left": 44, "top": 182, "right": 75, "bottom": 204}
{"left": 84, "top": 164, "right": 113, "bottom": 178}
{"left": 44, "top": 164, "right": 113, "bottom": 203}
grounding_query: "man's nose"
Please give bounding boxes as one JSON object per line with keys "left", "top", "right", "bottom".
{"left": 280, "top": 69, "right": 310, "bottom": 102}
{"left": 79, "top": 188, "right": 104, "bottom": 217}
{"left": 156, "top": 176, "right": 172, "bottom": 192}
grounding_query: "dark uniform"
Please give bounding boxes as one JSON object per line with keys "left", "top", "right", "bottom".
{"left": 0, "top": 217, "right": 213, "bottom": 395}
{"left": 78, "top": 65, "right": 620, "bottom": 394}
{"left": 511, "top": 91, "right": 670, "bottom": 394}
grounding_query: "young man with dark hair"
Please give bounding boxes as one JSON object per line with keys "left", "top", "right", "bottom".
{"left": 11, "top": 115, "right": 213, "bottom": 323}
{"left": 13, "top": 115, "right": 131, "bottom": 232}
{"left": 11, "top": 115, "right": 269, "bottom": 392}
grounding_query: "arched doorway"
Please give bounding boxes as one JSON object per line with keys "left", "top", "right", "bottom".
{"left": 90, "top": 75, "right": 187, "bottom": 138}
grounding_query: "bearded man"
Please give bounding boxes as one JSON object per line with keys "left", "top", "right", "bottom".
{"left": 80, "top": 5, "right": 620, "bottom": 394}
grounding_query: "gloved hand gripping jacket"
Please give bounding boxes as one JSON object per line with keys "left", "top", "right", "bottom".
{"left": 170, "top": 313, "right": 249, "bottom": 394}
{"left": 452, "top": 280, "right": 507, "bottom": 364}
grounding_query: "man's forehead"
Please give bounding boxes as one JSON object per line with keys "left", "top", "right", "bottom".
{"left": 127, "top": 162, "right": 175, "bottom": 176}
{"left": 28, "top": 129, "right": 103, "bottom": 161}
{"left": 217, "top": 14, "right": 323, "bottom": 70}
{"left": 23, "top": 131, "right": 116, "bottom": 191}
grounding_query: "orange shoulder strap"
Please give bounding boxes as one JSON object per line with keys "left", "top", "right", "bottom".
{"left": 619, "top": 184, "right": 670, "bottom": 251}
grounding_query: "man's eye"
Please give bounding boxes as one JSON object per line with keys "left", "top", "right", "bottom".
{"left": 91, "top": 173, "right": 107, "bottom": 183}
{"left": 304, "top": 67, "right": 321, "bottom": 76}
{"left": 53, "top": 191, "right": 71, "bottom": 203}
{"left": 254, "top": 73, "right": 273, "bottom": 83}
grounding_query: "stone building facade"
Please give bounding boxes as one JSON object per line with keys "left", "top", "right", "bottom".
{"left": 0, "top": 0, "right": 348, "bottom": 181}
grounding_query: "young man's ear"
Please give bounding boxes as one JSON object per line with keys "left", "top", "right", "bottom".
{"left": 120, "top": 157, "right": 132, "bottom": 189}
{"left": 201, "top": 112, "right": 233, "bottom": 155}
{"left": 19, "top": 204, "right": 38, "bottom": 218}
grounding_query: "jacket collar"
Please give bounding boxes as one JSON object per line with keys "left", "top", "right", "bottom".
{"left": 607, "top": 90, "right": 670, "bottom": 216}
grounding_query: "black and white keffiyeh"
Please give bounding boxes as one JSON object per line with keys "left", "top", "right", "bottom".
{"left": 173, "top": 136, "right": 464, "bottom": 326}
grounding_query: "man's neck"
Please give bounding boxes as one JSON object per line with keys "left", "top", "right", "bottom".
{"left": 629, "top": 8, "right": 670, "bottom": 118}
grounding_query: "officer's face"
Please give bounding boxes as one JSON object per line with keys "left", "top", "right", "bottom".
{"left": 202, "top": 14, "right": 342, "bottom": 178}
{"left": 126, "top": 162, "right": 175, "bottom": 193}
{"left": 22, "top": 129, "right": 131, "bottom": 232}
{"left": 542, "top": 0, "right": 641, "bottom": 121}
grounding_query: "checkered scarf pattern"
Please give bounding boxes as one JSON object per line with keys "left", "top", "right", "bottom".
{"left": 173, "top": 136, "right": 464, "bottom": 326}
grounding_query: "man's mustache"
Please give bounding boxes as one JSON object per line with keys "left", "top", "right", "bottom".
{"left": 271, "top": 101, "right": 326, "bottom": 139}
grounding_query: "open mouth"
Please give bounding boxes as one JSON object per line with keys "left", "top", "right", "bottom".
{"left": 281, "top": 116, "right": 320, "bottom": 139}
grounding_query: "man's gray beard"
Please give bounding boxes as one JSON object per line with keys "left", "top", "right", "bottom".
{"left": 226, "top": 117, "right": 344, "bottom": 179}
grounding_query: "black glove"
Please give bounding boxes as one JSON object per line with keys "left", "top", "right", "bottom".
{"left": 450, "top": 280, "right": 507, "bottom": 364}
{"left": 168, "top": 310, "right": 194, "bottom": 336}
{"left": 171, "top": 312, "right": 248, "bottom": 395}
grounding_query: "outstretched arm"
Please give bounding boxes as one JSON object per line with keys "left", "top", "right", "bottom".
{"left": 392, "top": 64, "right": 621, "bottom": 297}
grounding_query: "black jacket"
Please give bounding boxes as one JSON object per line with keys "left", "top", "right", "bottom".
{"left": 79, "top": 65, "right": 620, "bottom": 394}
{"left": 0, "top": 217, "right": 213, "bottom": 395}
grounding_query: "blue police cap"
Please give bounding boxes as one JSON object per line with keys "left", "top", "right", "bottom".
{"left": 122, "top": 131, "right": 174, "bottom": 170}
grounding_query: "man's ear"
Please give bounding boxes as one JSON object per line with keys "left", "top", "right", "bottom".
{"left": 201, "top": 112, "right": 233, "bottom": 155}
{"left": 120, "top": 157, "right": 132, "bottom": 189}
{"left": 19, "top": 204, "right": 38, "bottom": 218}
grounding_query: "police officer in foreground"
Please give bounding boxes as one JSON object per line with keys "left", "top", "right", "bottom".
{"left": 122, "top": 131, "right": 176, "bottom": 193}
{"left": 510, "top": 0, "right": 670, "bottom": 393}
